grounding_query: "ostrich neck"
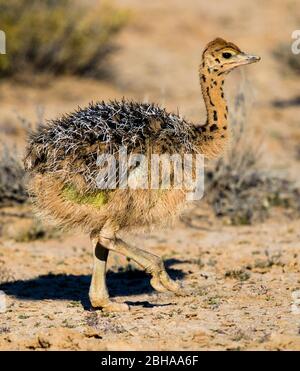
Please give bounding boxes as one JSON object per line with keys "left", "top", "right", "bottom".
{"left": 195, "top": 67, "right": 229, "bottom": 157}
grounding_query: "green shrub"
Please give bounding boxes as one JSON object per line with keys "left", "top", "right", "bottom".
{"left": 0, "top": 0, "right": 128, "bottom": 78}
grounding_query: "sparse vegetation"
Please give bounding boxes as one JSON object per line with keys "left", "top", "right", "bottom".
{"left": 273, "top": 43, "right": 300, "bottom": 75}
{"left": 0, "top": 145, "right": 27, "bottom": 207}
{"left": 206, "top": 155, "right": 300, "bottom": 225}
{"left": 251, "top": 251, "right": 284, "bottom": 272}
{"left": 10, "top": 219, "right": 62, "bottom": 243}
{"left": 0, "top": 261, "right": 14, "bottom": 284}
{"left": 225, "top": 269, "right": 251, "bottom": 281}
{"left": 0, "top": 327, "right": 10, "bottom": 334}
{"left": 204, "top": 295, "right": 222, "bottom": 309}
{"left": 205, "top": 89, "right": 300, "bottom": 225}
{"left": 0, "top": 143, "right": 62, "bottom": 242}
{"left": 0, "top": 0, "right": 128, "bottom": 78}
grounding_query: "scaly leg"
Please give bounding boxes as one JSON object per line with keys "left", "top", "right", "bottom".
{"left": 113, "top": 238, "right": 181, "bottom": 293}
{"left": 89, "top": 234, "right": 129, "bottom": 312}
{"left": 99, "top": 225, "right": 181, "bottom": 294}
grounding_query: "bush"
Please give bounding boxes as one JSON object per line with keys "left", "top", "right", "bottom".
{"left": 0, "top": 144, "right": 27, "bottom": 207}
{"left": 0, "top": 0, "right": 128, "bottom": 78}
{"left": 206, "top": 149, "right": 300, "bottom": 225}
{"left": 1, "top": 217, "right": 61, "bottom": 242}
{"left": 205, "top": 87, "right": 300, "bottom": 225}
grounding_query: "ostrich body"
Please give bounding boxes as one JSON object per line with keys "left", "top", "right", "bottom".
{"left": 24, "top": 38, "right": 260, "bottom": 311}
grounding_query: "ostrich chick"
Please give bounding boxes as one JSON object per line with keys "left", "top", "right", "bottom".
{"left": 24, "top": 38, "right": 260, "bottom": 312}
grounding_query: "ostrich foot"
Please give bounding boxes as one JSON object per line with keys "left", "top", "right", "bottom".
{"left": 90, "top": 297, "right": 130, "bottom": 312}
{"left": 149, "top": 262, "right": 182, "bottom": 294}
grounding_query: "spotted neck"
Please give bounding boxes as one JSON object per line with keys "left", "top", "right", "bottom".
{"left": 195, "top": 66, "right": 229, "bottom": 158}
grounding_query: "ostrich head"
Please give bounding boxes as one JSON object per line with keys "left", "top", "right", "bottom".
{"left": 202, "top": 37, "right": 260, "bottom": 75}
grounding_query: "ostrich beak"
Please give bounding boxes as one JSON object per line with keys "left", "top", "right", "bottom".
{"left": 244, "top": 54, "right": 261, "bottom": 64}
{"left": 221, "top": 52, "right": 261, "bottom": 72}
{"left": 238, "top": 53, "right": 261, "bottom": 65}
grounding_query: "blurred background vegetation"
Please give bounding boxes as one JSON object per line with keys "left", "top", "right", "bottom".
{"left": 0, "top": 0, "right": 128, "bottom": 78}
{"left": 0, "top": 0, "right": 299, "bottom": 240}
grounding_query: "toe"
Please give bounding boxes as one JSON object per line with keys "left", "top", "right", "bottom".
{"left": 90, "top": 297, "right": 130, "bottom": 312}
{"left": 160, "top": 271, "right": 182, "bottom": 293}
{"left": 150, "top": 277, "right": 168, "bottom": 293}
{"left": 102, "top": 301, "right": 130, "bottom": 312}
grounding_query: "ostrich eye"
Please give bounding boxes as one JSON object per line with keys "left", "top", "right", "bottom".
{"left": 222, "top": 52, "right": 232, "bottom": 59}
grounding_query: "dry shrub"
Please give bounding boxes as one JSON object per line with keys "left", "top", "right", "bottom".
{"left": 205, "top": 83, "right": 300, "bottom": 225}
{"left": 0, "top": 0, "right": 128, "bottom": 78}
{"left": 273, "top": 43, "right": 300, "bottom": 75}
{"left": 0, "top": 144, "right": 27, "bottom": 207}
{"left": 0, "top": 107, "right": 45, "bottom": 208}
{"left": 10, "top": 219, "right": 61, "bottom": 243}
{"left": 0, "top": 142, "right": 62, "bottom": 241}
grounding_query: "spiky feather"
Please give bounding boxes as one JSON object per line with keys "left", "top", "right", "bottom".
{"left": 25, "top": 99, "right": 199, "bottom": 192}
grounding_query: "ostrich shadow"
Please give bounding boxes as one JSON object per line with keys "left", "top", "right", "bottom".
{"left": 0, "top": 258, "right": 187, "bottom": 309}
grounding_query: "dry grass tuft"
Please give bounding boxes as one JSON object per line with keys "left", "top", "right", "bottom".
{"left": 0, "top": 0, "right": 128, "bottom": 79}
{"left": 10, "top": 219, "right": 62, "bottom": 243}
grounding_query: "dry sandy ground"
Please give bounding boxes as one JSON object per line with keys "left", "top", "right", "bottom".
{"left": 0, "top": 207, "right": 299, "bottom": 350}
{"left": 0, "top": 0, "right": 300, "bottom": 350}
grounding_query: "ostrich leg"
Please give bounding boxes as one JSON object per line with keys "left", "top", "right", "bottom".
{"left": 98, "top": 224, "right": 181, "bottom": 295}
{"left": 113, "top": 238, "right": 181, "bottom": 293}
{"left": 89, "top": 234, "right": 129, "bottom": 312}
